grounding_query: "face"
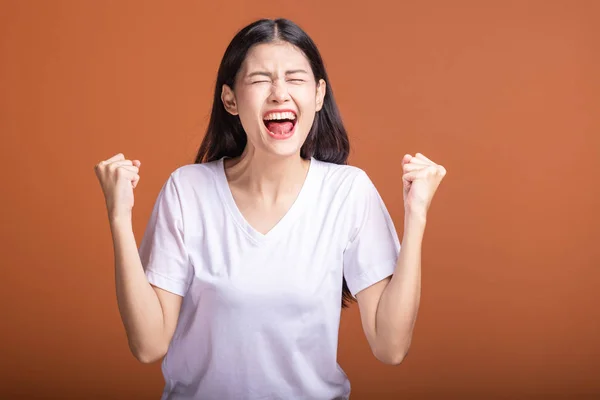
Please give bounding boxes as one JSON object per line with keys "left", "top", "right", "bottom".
{"left": 221, "top": 41, "right": 326, "bottom": 158}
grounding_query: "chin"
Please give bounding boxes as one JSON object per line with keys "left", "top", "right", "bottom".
{"left": 265, "top": 141, "right": 304, "bottom": 158}
{"left": 261, "top": 125, "right": 307, "bottom": 158}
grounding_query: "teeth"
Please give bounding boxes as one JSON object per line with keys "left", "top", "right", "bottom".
{"left": 264, "top": 111, "right": 296, "bottom": 121}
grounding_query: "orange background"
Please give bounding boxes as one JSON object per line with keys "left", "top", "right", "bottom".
{"left": 1, "top": 0, "right": 599, "bottom": 398}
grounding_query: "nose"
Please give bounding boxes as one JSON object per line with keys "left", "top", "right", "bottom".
{"left": 269, "top": 80, "right": 290, "bottom": 103}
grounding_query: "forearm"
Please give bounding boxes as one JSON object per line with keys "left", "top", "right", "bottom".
{"left": 374, "top": 212, "right": 425, "bottom": 362}
{"left": 110, "top": 217, "right": 167, "bottom": 361}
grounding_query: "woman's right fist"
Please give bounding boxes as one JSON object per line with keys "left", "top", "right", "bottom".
{"left": 94, "top": 153, "right": 141, "bottom": 220}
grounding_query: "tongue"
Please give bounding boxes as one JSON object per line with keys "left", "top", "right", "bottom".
{"left": 265, "top": 121, "right": 294, "bottom": 135}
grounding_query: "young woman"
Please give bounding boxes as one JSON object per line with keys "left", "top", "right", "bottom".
{"left": 95, "top": 18, "right": 446, "bottom": 400}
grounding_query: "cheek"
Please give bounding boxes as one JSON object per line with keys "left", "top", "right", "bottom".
{"left": 235, "top": 89, "right": 264, "bottom": 120}
{"left": 293, "top": 88, "right": 319, "bottom": 122}
{"left": 235, "top": 88, "right": 257, "bottom": 109}
{"left": 292, "top": 87, "right": 317, "bottom": 109}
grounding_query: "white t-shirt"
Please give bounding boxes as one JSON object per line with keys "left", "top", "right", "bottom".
{"left": 138, "top": 157, "right": 401, "bottom": 400}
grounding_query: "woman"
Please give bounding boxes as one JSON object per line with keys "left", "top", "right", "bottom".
{"left": 94, "top": 18, "right": 446, "bottom": 400}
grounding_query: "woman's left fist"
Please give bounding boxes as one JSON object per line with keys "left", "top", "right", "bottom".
{"left": 401, "top": 153, "right": 447, "bottom": 217}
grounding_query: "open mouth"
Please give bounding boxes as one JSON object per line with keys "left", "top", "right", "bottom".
{"left": 263, "top": 110, "right": 297, "bottom": 138}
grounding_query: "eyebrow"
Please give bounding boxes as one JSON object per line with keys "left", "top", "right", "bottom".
{"left": 246, "top": 69, "right": 309, "bottom": 78}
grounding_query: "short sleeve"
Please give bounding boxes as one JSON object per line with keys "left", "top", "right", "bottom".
{"left": 138, "top": 172, "right": 193, "bottom": 297}
{"left": 343, "top": 171, "right": 401, "bottom": 298}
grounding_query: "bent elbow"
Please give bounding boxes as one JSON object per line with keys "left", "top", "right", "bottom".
{"left": 134, "top": 351, "right": 161, "bottom": 364}
{"left": 374, "top": 345, "right": 410, "bottom": 366}
{"left": 130, "top": 342, "right": 167, "bottom": 364}
{"left": 389, "top": 349, "right": 409, "bottom": 365}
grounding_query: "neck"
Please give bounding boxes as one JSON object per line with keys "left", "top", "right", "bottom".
{"left": 224, "top": 148, "right": 310, "bottom": 201}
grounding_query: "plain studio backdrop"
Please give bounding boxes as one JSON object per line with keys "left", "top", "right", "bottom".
{"left": 1, "top": 1, "right": 598, "bottom": 399}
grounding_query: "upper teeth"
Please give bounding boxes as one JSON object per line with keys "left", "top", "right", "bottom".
{"left": 264, "top": 111, "right": 296, "bottom": 121}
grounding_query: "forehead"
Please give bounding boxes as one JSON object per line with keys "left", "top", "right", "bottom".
{"left": 240, "top": 42, "right": 311, "bottom": 74}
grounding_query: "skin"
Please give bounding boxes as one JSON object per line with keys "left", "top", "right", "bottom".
{"left": 94, "top": 40, "right": 447, "bottom": 366}
{"left": 220, "top": 41, "right": 326, "bottom": 235}
{"left": 220, "top": 42, "right": 449, "bottom": 366}
{"left": 356, "top": 153, "right": 446, "bottom": 365}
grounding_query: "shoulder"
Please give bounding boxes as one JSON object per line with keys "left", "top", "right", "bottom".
{"left": 313, "top": 158, "right": 374, "bottom": 196}
{"left": 154, "top": 159, "right": 223, "bottom": 209}
{"left": 154, "top": 160, "right": 224, "bottom": 219}
{"left": 167, "top": 159, "right": 222, "bottom": 188}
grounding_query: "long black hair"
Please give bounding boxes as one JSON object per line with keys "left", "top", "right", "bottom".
{"left": 195, "top": 18, "right": 355, "bottom": 308}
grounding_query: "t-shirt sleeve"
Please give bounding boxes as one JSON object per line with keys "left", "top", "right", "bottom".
{"left": 138, "top": 172, "right": 193, "bottom": 297}
{"left": 343, "top": 171, "right": 401, "bottom": 298}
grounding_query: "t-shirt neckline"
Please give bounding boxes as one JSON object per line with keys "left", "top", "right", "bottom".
{"left": 216, "top": 156, "right": 318, "bottom": 244}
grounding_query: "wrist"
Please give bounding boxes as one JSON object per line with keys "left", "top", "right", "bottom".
{"left": 405, "top": 208, "right": 427, "bottom": 223}
{"left": 404, "top": 209, "right": 427, "bottom": 231}
{"left": 109, "top": 211, "right": 132, "bottom": 227}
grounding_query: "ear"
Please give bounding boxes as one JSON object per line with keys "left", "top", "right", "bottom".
{"left": 221, "top": 84, "right": 238, "bottom": 115}
{"left": 315, "top": 79, "right": 326, "bottom": 112}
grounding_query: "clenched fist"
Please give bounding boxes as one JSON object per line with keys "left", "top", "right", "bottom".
{"left": 94, "top": 153, "right": 141, "bottom": 220}
{"left": 401, "top": 153, "right": 446, "bottom": 218}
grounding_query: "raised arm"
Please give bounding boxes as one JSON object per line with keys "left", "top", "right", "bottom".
{"left": 95, "top": 153, "right": 182, "bottom": 363}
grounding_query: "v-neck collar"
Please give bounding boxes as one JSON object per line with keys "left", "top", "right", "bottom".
{"left": 215, "top": 156, "right": 318, "bottom": 244}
